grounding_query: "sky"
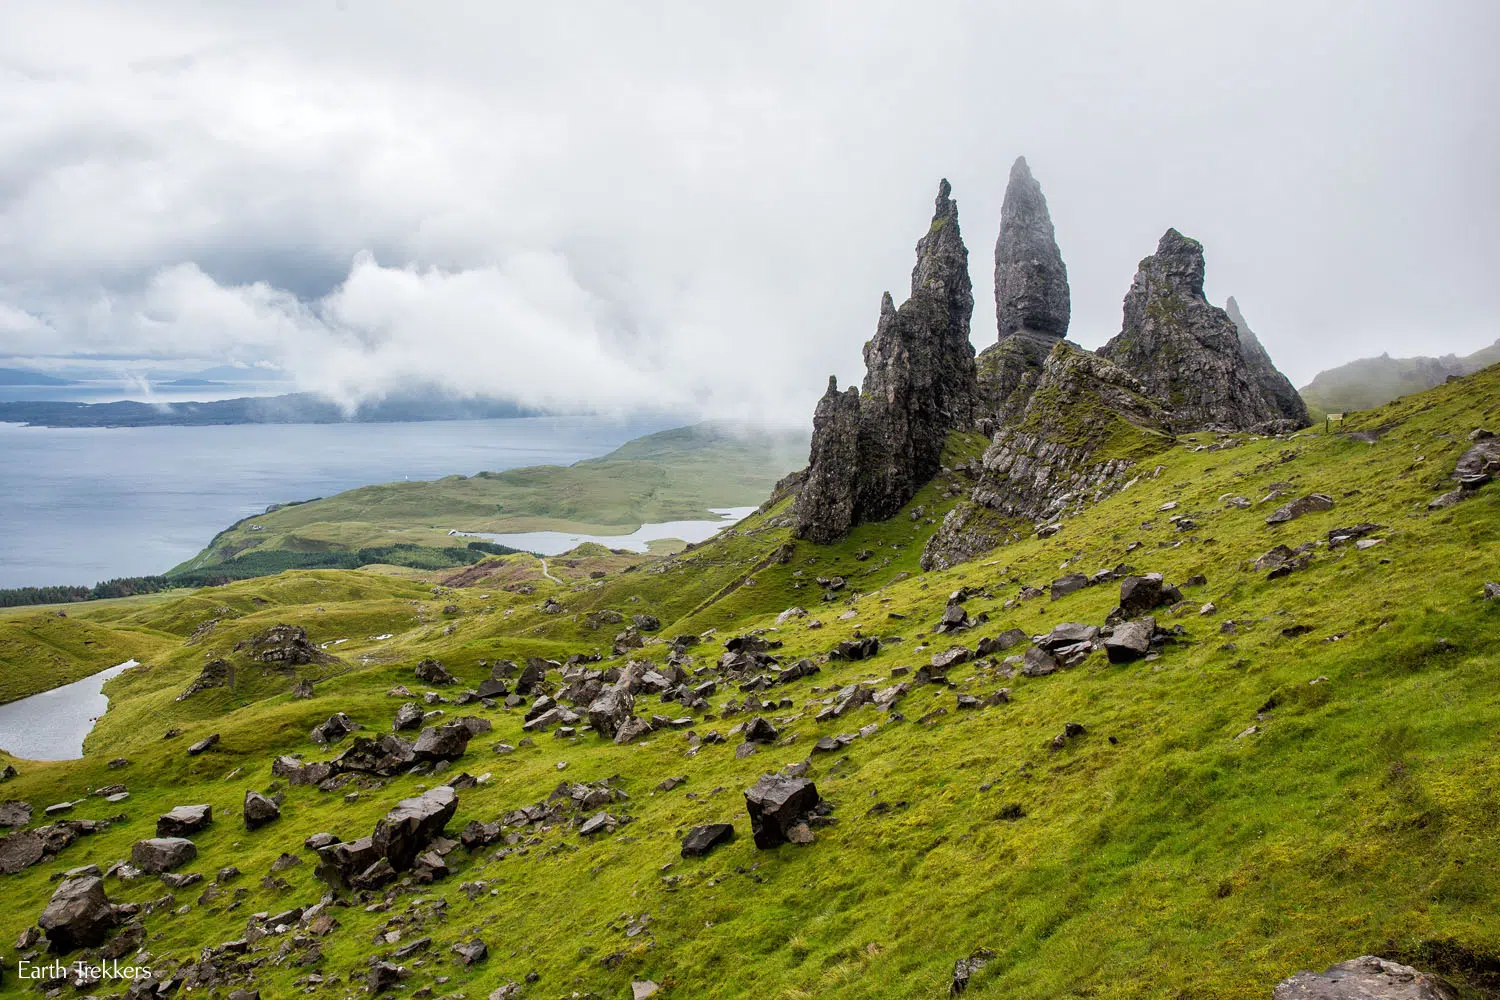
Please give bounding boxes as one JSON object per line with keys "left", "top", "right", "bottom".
{"left": 0, "top": 0, "right": 1495, "bottom": 426}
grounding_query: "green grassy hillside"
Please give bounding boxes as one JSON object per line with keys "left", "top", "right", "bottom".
{"left": 171, "top": 422, "right": 807, "bottom": 577}
{"left": 0, "top": 369, "right": 1497, "bottom": 997}
{"left": 1299, "top": 338, "right": 1500, "bottom": 417}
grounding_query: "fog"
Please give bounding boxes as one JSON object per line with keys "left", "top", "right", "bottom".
{"left": 1, "top": 1, "right": 1496, "bottom": 426}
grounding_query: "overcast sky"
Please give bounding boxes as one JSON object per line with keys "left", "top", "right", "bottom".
{"left": 1, "top": 1, "right": 1495, "bottom": 425}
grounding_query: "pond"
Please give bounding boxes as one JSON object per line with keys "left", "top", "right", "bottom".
{"left": 460, "top": 506, "right": 758, "bottom": 556}
{"left": 0, "top": 660, "right": 137, "bottom": 761}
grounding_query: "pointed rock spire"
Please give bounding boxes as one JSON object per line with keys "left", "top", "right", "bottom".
{"left": 994, "top": 156, "right": 1070, "bottom": 340}
{"left": 794, "top": 180, "right": 979, "bottom": 543}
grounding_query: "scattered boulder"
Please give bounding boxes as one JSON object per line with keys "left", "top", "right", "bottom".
{"left": 1050, "top": 573, "right": 1089, "bottom": 600}
{"left": 1020, "top": 647, "right": 1059, "bottom": 677}
{"left": 1272, "top": 955, "right": 1456, "bottom": 1000}
{"left": 1117, "top": 574, "right": 1182, "bottom": 617}
{"left": 37, "top": 875, "right": 118, "bottom": 953}
{"left": 309, "top": 712, "right": 359, "bottom": 745}
{"left": 742, "top": 717, "right": 779, "bottom": 744}
{"left": 1104, "top": 619, "right": 1155, "bottom": 664}
{"left": 587, "top": 684, "right": 636, "bottom": 740}
{"left": 393, "top": 702, "right": 425, "bottom": 731}
{"left": 744, "top": 773, "right": 822, "bottom": 849}
{"left": 453, "top": 939, "right": 488, "bottom": 966}
{"left": 1266, "top": 493, "right": 1335, "bottom": 525}
{"left": 414, "top": 659, "right": 457, "bottom": 685}
{"left": 829, "top": 637, "right": 880, "bottom": 661}
{"left": 1486, "top": 582, "right": 1500, "bottom": 600}
{"left": 131, "top": 837, "right": 197, "bottom": 873}
{"left": 976, "top": 629, "right": 1027, "bottom": 656}
{"left": 681, "top": 823, "right": 735, "bottom": 858}
{"left": 931, "top": 646, "right": 972, "bottom": 670}
{"left": 950, "top": 949, "right": 996, "bottom": 995}
{"left": 412, "top": 723, "right": 473, "bottom": 763}
{"left": 372, "top": 786, "right": 458, "bottom": 871}
{"left": 0, "top": 800, "right": 31, "bottom": 828}
{"left": 156, "top": 804, "right": 212, "bottom": 837}
{"left": 632, "top": 614, "right": 661, "bottom": 632}
{"left": 186, "top": 733, "right": 220, "bottom": 755}
{"left": 234, "top": 623, "right": 327, "bottom": 665}
{"left": 243, "top": 791, "right": 281, "bottom": 830}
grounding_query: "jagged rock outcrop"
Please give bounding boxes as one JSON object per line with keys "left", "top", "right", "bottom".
{"left": 1099, "top": 229, "right": 1309, "bottom": 432}
{"left": 923, "top": 344, "right": 1171, "bottom": 570}
{"left": 1226, "top": 296, "right": 1311, "bottom": 426}
{"left": 794, "top": 180, "right": 978, "bottom": 542}
{"left": 994, "top": 156, "right": 1069, "bottom": 341}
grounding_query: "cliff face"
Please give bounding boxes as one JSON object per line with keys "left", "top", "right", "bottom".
{"left": 792, "top": 181, "right": 978, "bottom": 543}
{"left": 1098, "top": 230, "right": 1310, "bottom": 433}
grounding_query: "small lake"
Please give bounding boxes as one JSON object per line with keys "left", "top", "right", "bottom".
{"left": 462, "top": 506, "right": 758, "bottom": 555}
{"left": 0, "top": 660, "right": 137, "bottom": 761}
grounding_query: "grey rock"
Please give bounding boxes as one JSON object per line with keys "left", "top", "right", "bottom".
{"left": 1266, "top": 494, "right": 1335, "bottom": 525}
{"left": 1104, "top": 618, "right": 1155, "bottom": 664}
{"left": 0, "top": 799, "right": 31, "bottom": 828}
{"left": 186, "top": 733, "right": 220, "bottom": 755}
{"left": 243, "top": 791, "right": 280, "bottom": 831}
{"left": 1020, "top": 647, "right": 1059, "bottom": 677}
{"left": 742, "top": 716, "right": 779, "bottom": 744}
{"left": 176, "top": 658, "right": 232, "bottom": 701}
{"left": 744, "top": 773, "right": 821, "bottom": 849}
{"left": 1099, "top": 229, "right": 1308, "bottom": 432}
{"left": 309, "top": 712, "right": 358, "bottom": 745}
{"left": 681, "top": 823, "right": 735, "bottom": 858}
{"left": 131, "top": 837, "right": 197, "bottom": 873}
{"left": 1050, "top": 573, "right": 1089, "bottom": 600}
{"left": 1118, "top": 574, "right": 1182, "bottom": 617}
{"left": 156, "top": 804, "right": 212, "bottom": 837}
{"left": 411, "top": 723, "right": 472, "bottom": 763}
{"left": 1272, "top": 955, "right": 1456, "bottom": 1000}
{"left": 994, "top": 156, "right": 1069, "bottom": 340}
{"left": 414, "top": 658, "right": 456, "bottom": 685}
{"left": 452, "top": 939, "right": 488, "bottom": 965}
{"left": 951, "top": 948, "right": 996, "bottom": 995}
{"left": 587, "top": 683, "right": 635, "bottom": 740}
{"left": 372, "top": 786, "right": 458, "bottom": 871}
{"left": 37, "top": 875, "right": 117, "bottom": 953}
{"left": 393, "top": 702, "right": 424, "bottom": 731}
{"left": 795, "top": 180, "right": 977, "bottom": 543}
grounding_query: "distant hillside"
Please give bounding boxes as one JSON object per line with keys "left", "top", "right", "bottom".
{"left": 1299, "top": 338, "right": 1500, "bottom": 414}
{"left": 0, "top": 367, "right": 72, "bottom": 386}
{"left": 171, "top": 421, "right": 809, "bottom": 575}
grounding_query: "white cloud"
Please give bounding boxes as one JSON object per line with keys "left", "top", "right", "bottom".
{"left": 0, "top": 0, "right": 1496, "bottom": 420}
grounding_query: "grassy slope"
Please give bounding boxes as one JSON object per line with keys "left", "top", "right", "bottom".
{"left": 0, "top": 370, "right": 1498, "bottom": 997}
{"left": 173, "top": 423, "right": 807, "bottom": 574}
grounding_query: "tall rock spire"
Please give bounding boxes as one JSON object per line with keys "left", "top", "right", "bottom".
{"left": 994, "top": 156, "right": 1070, "bottom": 341}
{"left": 1099, "top": 230, "right": 1310, "bottom": 432}
{"left": 793, "top": 180, "right": 979, "bottom": 543}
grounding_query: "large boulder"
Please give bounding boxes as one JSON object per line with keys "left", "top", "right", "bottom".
{"left": 332, "top": 734, "right": 416, "bottom": 776}
{"left": 744, "top": 774, "right": 821, "bottom": 849}
{"left": 681, "top": 823, "right": 735, "bottom": 858}
{"left": 1104, "top": 619, "right": 1156, "bottom": 664}
{"left": 131, "top": 837, "right": 197, "bottom": 873}
{"left": 1272, "top": 955, "right": 1456, "bottom": 1000}
{"left": 587, "top": 684, "right": 635, "bottom": 740}
{"left": 37, "top": 875, "right": 118, "bottom": 953}
{"left": 0, "top": 799, "right": 32, "bottom": 827}
{"left": 243, "top": 791, "right": 281, "bottom": 831}
{"left": 1266, "top": 494, "right": 1335, "bottom": 525}
{"left": 176, "top": 658, "right": 232, "bottom": 701}
{"left": 414, "top": 659, "right": 457, "bottom": 685}
{"left": 411, "top": 723, "right": 472, "bottom": 763}
{"left": 156, "top": 804, "right": 212, "bottom": 837}
{"left": 372, "top": 786, "right": 458, "bottom": 871}
{"left": 1118, "top": 574, "right": 1182, "bottom": 617}
{"left": 392, "top": 702, "right": 425, "bottom": 731}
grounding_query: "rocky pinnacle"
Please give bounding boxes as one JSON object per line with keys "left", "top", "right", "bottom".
{"left": 994, "top": 156, "right": 1070, "bottom": 340}
{"left": 794, "top": 180, "right": 979, "bottom": 543}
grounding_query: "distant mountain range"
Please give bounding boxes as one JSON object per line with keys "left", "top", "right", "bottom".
{"left": 1299, "top": 338, "right": 1500, "bottom": 415}
{"left": 0, "top": 367, "right": 73, "bottom": 386}
{"left": 0, "top": 392, "right": 540, "bottom": 428}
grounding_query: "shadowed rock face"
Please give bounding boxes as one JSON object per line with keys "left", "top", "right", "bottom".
{"left": 994, "top": 156, "right": 1070, "bottom": 340}
{"left": 1099, "top": 229, "right": 1310, "bottom": 432}
{"left": 794, "top": 180, "right": 979, "bottom": 543}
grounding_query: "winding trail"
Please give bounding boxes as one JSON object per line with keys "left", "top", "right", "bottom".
{"left": 538, "top": 558, "right": 562, "bottom": 584}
